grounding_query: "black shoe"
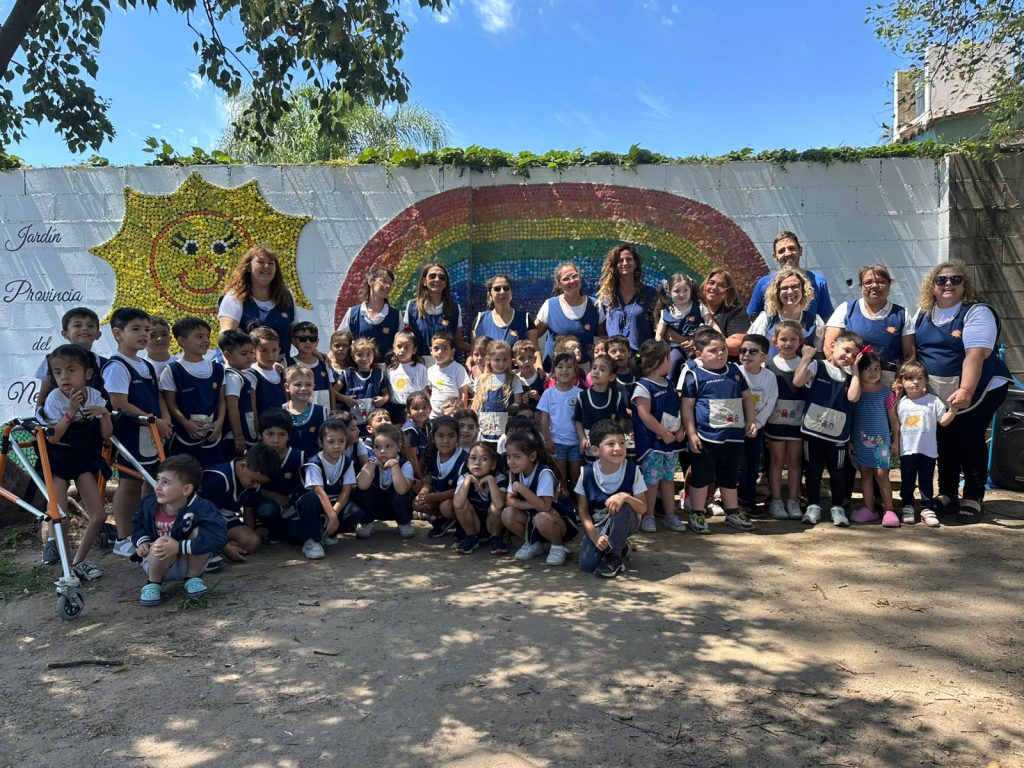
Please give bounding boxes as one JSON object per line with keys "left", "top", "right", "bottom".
{"left": 595, "top": 552, "right": 625, "bottom": 579}
{"left": 41, "top": 538, "right": 59, "bottom": 565}
{"left": 427, "top": 517, "right": 455, "bottom": 539}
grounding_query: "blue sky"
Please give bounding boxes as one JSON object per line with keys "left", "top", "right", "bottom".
{"left": 9, "top": 0, "right": 908, "bottom": 167}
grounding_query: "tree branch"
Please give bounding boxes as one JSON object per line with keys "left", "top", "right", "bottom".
{"left": 0, "top": 0, "right": 45, "bottom": 80}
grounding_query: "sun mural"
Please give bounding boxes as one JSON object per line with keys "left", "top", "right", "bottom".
{"left": 334, "top": 184, "right": 766, "bottom": 327}
{"left": 91, "top": 172, "right": 311, "bottom": 330}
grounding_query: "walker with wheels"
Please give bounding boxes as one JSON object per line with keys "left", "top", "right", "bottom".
{"left": 0, "top": 412, "right": 165, "bottom": 620}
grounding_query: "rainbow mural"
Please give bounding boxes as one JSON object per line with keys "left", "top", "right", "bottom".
{"left": 334, "top": 184, "right": 766, "bottom": 326}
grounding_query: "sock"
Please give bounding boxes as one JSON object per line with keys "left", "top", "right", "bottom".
{"left": 725, "top": 507, "right": 740, "bottom": 516}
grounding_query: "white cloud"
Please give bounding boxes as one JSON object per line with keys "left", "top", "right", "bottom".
{"left": 569, "top": 19, "right": 596, "bottom": 44}
{"left": 661, "top": 16, "right": 673, "bottom": 25}
{"left": 470, "top": 0, "right": 514, "bottom": 33}
{"left": 634, "top": 86, "right": 675, "bottom": 122}
{"left": 186, "top": 72, "right": 206, "bottom": 96}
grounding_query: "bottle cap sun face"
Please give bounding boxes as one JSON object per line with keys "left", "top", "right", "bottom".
{"left": 92, "top": 172, "right": 310, "bottom": 324}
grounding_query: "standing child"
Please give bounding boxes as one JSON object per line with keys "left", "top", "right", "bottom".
{"left": 39, "top": 344, "right": 114, "bottom": 580}
{"left": 291, "top": 419, "right": 370, "bottom": 559}
{"left": 894, "top": 360, "right": 957, "bottom": 528}
{"left": 250, "top": 327, "right": 287, "bottom": 414}
{"left": 200, "top": 444, "right": 281, "bottom": 560}
{"left": 736, "top": 334, "right": 778, "bottom": 516}
{"left": 143, "top": 316, "right": 174, "bottom": 379}
{"left": 654, "top": 274, "right": 702, "bottom": 382}
{"left": 513, "top": 339, "right": 546, "bottom": 405}
{"left": 681, "top": 328, "right": 758, "bottom": 533}
{"left": 288, "top": 321, "right": 336, "bottom": 411}
{"left": 160, "top": 317, "right": 225, "bottom": 468}
{"left": 472, "top": 340, "right": 524, "bottom": 445}
{"left": 500, "top": 430, "right": 578, "bottom": 565}
{"left": 103, "top": 308, "right": 172, "bottom": 557}
{"left": 427, "top": 333, "right": 470, "bottom": 418}
{"left": 850, "top": 352, "right": 900, "bottom": 526}
{"left": 793, "top": 330, "right": 863, "bottom": 526}
{"left": 283, "top": 365, "right": 328, "bottom": 458}
{"left": 452, "top": 441, "right": 508, "bottom": 555}
{"left": 402, "top": 391, "right": 432, "bottom": 478}
{"left": 356, "top": 424, "right": 416, "bottom": 538}
{"left": 413, "top": 417, "right": 468, "bottom": 537}
{"left": 251, "top": 407, "right": 305, "bottom": 543}
{"left": 469, "top": 335, "right": 492, "bottom": 380}
{"left": 338, "top": 337, "right": 389, "bottom": 434}
{"left": 764, "top": 320, "right": 808, "bottom": 520}
{"left": 220, "top": 329, "right": 259, "bottom": 459}
{"left": 631, "top": 340, "right": 687, "bottom": 533}
{"left": 132, "top": 455, "right": 227, "bottom": 606}
{"left": 606, "top": 335, "right": 637, "bottom": 394}
{"left": 327, "top": 330, "right": 352, "bottom": 380}
{"left": 538, "top": 353, "right": 584, "bottom": 492}
{"left": 574, "top": 354, "right": 629, "bottom": 462}
{"left": 576, "top": 419, "right": 646, "bottom": 578}
{"left": 386, "top": 330, "right": 429, "bottom": 425}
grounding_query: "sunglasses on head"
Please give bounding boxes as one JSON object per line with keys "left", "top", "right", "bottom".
{"left": 295, "top": 335, "right": 318, "bottom": 343}
{"left": 933, "top": 275, "right": 964, "bottom": 286}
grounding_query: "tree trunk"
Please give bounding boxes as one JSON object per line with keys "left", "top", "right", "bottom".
{"left": 0, "top": 0, "right": 45, "bottom": 80}
{"left": 0, "top": 460, "right": 44, "bottom": 528}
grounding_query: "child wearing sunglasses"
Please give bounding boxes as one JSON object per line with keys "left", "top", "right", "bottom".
{"left": 287, "top": 321, "right": 336, "bottom": 411}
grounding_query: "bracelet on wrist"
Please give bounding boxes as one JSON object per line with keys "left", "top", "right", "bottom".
{"left": 64, "top": 412, "right": 74, "bottom": 422}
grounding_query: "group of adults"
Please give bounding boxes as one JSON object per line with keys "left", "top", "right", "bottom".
{"left": 216, "top": 234, "right": 1013, "bottom": 516}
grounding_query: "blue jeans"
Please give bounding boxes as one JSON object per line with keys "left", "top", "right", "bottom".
{"left": 579, "top": 510, "right": 640, "bottom": 572}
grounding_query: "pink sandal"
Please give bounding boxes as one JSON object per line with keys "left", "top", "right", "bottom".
{"left": 850, "top": 506, "right": 879, "bottom": 524}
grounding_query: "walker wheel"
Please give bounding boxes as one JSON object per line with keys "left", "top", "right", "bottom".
{"left": 57, "top": 588, "right": 85, "bottom": 621}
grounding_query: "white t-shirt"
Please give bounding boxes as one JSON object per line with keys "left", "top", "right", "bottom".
{"left": 897, "top": 394, "right": 947, "bottom": 458}
{"left": 223, "top": 367, "right": 258, "bottom": 398}
{"left": 573, "top": 461, "right": 646, "bottom": 498}
{"left": 827, "top": 299, "right": 914, "bottom": 335}
{"left": 800, "top": 360, "right": 848, "bottom": 387}
{"left": 143, "top": 354, "right": 175, "bottom": 380}
{"left": 427, "top": 361, "right": 470, "bottom": 416}
{"left": 336, "top": 302, "right": 395, "bottom": 334}
{"left": 303, "top": 453, "right": 356, "bottom": 489}
{"left": 41, "top": 386, "right": 107, "bottom": 426}
{"left": 103, "top": 353, "right": 156, "bottom": 395}
{"left": 250, "top": 363, "right": 283, "bottom": 386}
{"left": 535, "top": 295, "right": 607, "bottom": 325}
{"left": 749, "top": 311, "right": 825, "bottom": 351}
{"left": 538, "top": 385, "right": 582, "bottom": 445}
{"left": 377, "top": 459, "right": 415, "bottom": 489}
{"left": 910, "top": 303, "right": 1010, "bottom": 392}
{"left": 158, "top": 358, "right": 217, "bottom": 392}
{"left": 740, "top": 365, "right": 779, "bottom": 429}
{"left": 512, "top": 465, "right": 556, "bottom": 499}
{"left": 388, "top": 362, "right": 430, "bottom": 405}
{"left": 217, "top": 290, "right": 311, "bottom": 325}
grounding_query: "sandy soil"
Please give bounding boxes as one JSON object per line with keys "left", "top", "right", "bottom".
{"left": 1, "top": 495, "right": 1022, "bottom": 768}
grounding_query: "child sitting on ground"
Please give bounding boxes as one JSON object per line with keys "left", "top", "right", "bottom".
{"left": 132, "top": 455, "right": 227, "bottom": 607}
{"left": 200, "top": 444, "right": 281, "bottom": 560}
{"left": 251, "top": 408, "right": 305, "bottom": 542}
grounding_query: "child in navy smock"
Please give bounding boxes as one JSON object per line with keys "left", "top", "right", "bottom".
{"left": 681, "top": 328, "right": 758, "bottom": 534}
{"left": 472, "top": 340, "right": 524, "bottom": 446}
{"left": 284, "top": 365, "right": 328, "bottom": 458}
{"left": 250, "top": 326, "right": 287, "bottom": 414}
{"left": 220, "top": 329, "right": 259, "bottom": 460}
{"left": 200, "top": 444, "right": 281, "bottom": 560}
{"left": 850, "top": 352, "right": 900, "bottom": 526}
{"left": 338, "top": 337, "right": 389, "bottom": 435}
{"left": 793, "top": 330, "right": 864, "bottom": 527}
{"left": 452, "top": 441, "right": 508, "bottom": 555}
{"left": 764, "top": 319, "right": 809, "bottom": 521}
{"left": 251, "top": 407, "right": 305, "bottom": 542}
{"left": 574, "top": 354, "right": 629, "bottom": 462}
{"left": 576, "top": 419, "right": 646, "bottom": 579}
{"left": 401, "top": 390, "right": 432, "bottom": 479}
{"left": 413, "top": 416, "right": 468, "bottom": 538}
{"left": 355, "top": 424, "right": 416, "bottom": 538}
{"left": 654, "top": 274, "right": 702, "bottom": 384}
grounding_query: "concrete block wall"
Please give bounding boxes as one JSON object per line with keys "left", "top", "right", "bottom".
{"left": 947, "top": 154, "right": 1024, "bottom": 378}
{"left": 0, "top": 159, "right": 949, "bottom": 421}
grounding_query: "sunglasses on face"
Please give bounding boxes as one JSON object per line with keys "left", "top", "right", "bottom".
{"left": 491, "top": 285, "right": 511, "bottom": 293}
{"left": 295, "top": 335, "right": 318, "bottom": 343}
{"left": 933, "top": 275, "right": 964, "bottom": 286}
{"left": 739, "top": 348, "right": 763, "bottom": 356}
{"left": 426, "top": 274, "right": 447, "bottom": 282}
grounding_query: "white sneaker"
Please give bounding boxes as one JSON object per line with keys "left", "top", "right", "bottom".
{"left": 706, "top": 501, "right": 726, "bottom": 517}
{"left": 901, "top": 505, "right": 916, "bottom": 525}
{"left": 355, "top": 522, "right": 374, "bottom": 539}
{"left": 545, "top": 544, "right": 570, "bottom": 566}
{"left": 398, "top": 523, "right": 415, "bottom": 539}
{"left": 112, "top": 537, "right": 135, "bottom": 558}
{"left": 785, "top": 500, "right": 803, "bottom": 520}
{"left": 514, "top": 541, "right": 546, "bottom": 561}
{"left": 768, "top": 499, "right": 787, "bottom": 520}
{"left": 302, "top": 539, "right": 325, "bottom": 559}
{"left": 322, "top": 536, "right": 339, "bottom": 546}
{"left": 802, "top": 504, "right": 822, "bottom": 525}
{"left": 831, "top": 506, "right": 850, "bottom": 527}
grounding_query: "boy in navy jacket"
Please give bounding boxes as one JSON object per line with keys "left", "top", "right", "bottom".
{"left": 132, "top": 455, "right": 227, "bottom": 607}
{"left": 201, "top": 444, "right": 281, "bottom": 561}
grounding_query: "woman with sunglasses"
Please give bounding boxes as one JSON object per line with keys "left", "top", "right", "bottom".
{"left": 909, "top": 262, "right": 1011, "bottom": 520}
{"left": 403, "top": 262, "right": 470, "bottom": 358}
{"left": 534, "top": 262, "right": 606, "bottom": 368}
{"left": 824, "top": 263, "right": 914, "bottom": 385}
{"left": 597, "top": 243, "right": 658, "bottom": 352}
{"left": 336, "top": 265, "right": 403, "bottom": 354}
{"left": 218, "top": 245, "right": 300, "bottom": 355}
{"left": 471, "top": 274, "right": 539, "bottom": 351}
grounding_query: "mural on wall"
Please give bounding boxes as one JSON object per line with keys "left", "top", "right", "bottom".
{"left": 334, "top": 184, "right": 766, "bottom": 326}
{"left": 91, "top": 172, "right": 311, "bottom": 327}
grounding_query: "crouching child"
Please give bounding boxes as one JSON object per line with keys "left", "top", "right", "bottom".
{"left": 132, "top": 455, "right": 228, "bottom": 606}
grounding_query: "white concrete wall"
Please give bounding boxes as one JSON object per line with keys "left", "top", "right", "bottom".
{"left": 0, "top": 160, "right": 947, "bottom": 422}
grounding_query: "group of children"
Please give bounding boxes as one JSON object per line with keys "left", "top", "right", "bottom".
{"left": 31, "top": 285, "right": 959, "bottom": 604}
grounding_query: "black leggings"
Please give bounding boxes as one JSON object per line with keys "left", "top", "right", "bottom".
{"left": 937, "top": 384, "right": 1008, "bottom": 502}
{"left": 803, "top": 437, "right": 848, "bottom": 507}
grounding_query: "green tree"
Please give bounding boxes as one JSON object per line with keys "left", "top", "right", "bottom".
{"left": 220, "top": 86, "right": 450, "bottom": 163}
{"left": 869, "top": 0, "right": 1024, "bottom": 141}
{"left": 0, "top": 0, "right": 447, "bottom": 154}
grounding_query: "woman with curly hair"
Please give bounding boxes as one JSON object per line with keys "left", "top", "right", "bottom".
{"left": 597, "top": 243, "right": 659, "bottom": 352}
{"left": 909, "top": 261, "right": 1011, "bottom": 520}
{"left": 748, "top": 267, "right": 824, "bottom": 356}
{"left": 218, "top": 245, "right": 300, "bottom": 354}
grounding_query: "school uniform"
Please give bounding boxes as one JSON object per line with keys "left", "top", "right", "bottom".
{"left": 473, "top": 310, "right": 533, "bottom": 346}
{"left": 662, "top": 303, "right": 702, "bottom": 383}
{"left": 158, "top": 359, "right": 224, "bottom": 469}
{"left": 402, "top": 420, "right": 431, "bottom": 469}
{"left": 681, "top": 362, "right": 749, "bottom": 489}
{"left": 102, "top": 353, "right": 162, "bottom": 467}
{"left": 361, "top": 456, "right": 415, "bottom": 524}
{"left": 200, "top": 459, "right": 259, "bottom": 529}
{"left": 291, "top": 452, "right": 366, "bottom": 544}
{"left": 237, "top": 295, "right": 296, "bottom": 354}
{"left": 764, "top": 356, "right": 806, "bottom": 442}
{"left": 576, "top": 460, "right": 645, "bottom": 572}
{"left": 339, "top": 367, "right": 388, "bottom": 435}
{"left": 631, "top": 377, "right": 682, "bottom": 464}
{"left": 836, "top": 299, "right": 907, "bottom": 374}
{"left": 338, "top": 302, "right": 403, "bottom": 354}
{"left": 39, "top": 387, "right": 112, "bottom": 482}
{"left": 518, "top": 370, "right": 547, "bottom": 406}
{"left": 800, "top": 360, "right": 854, "bottom": 507}
{"left": 758, "top": 310, "right": 820, "bottom": 358}
{"left": 223, "top": 366, "right": 259, "bottom": 452}
{"left": 513, "top": 462, "right": 579, "bottom": 545}
{"left": 476, "top": 374, "right": 523, "bottom": 443}
{"left": 253, "top": 446, "right": 305, "bottom": 539}
{"left": 603, "top": 286, "right": 658, "bottom": 351}
{"left": 286, "top": 403, "right": 328, "bottom": 458}
{"left": 538, "top": 295, "right": 602, "bottom": 365}
{"left": 288, "top": 356, "right": 335, "bottom": 410}
{"left": 427, "top": 448, "right": 469, "bottom": 494}
{"left": 573, "top": 386, "right": 628, "bottom": 462}
{"left": 457, "top": 471, "right": 508, "bottom": 527}
{"left": 405, "top": 300, "right": 462, "bottom": 355}
{"left": 251, "top": 364, "right": 287, "bottom": 415}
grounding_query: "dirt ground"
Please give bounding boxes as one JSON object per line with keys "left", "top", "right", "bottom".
{"left": 1, "top": 492, "right": 1022, "bottom": 768}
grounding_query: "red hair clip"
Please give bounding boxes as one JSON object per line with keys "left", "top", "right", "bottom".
{"left": 860, "top": 344, "right": 873, "bottom": 355}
